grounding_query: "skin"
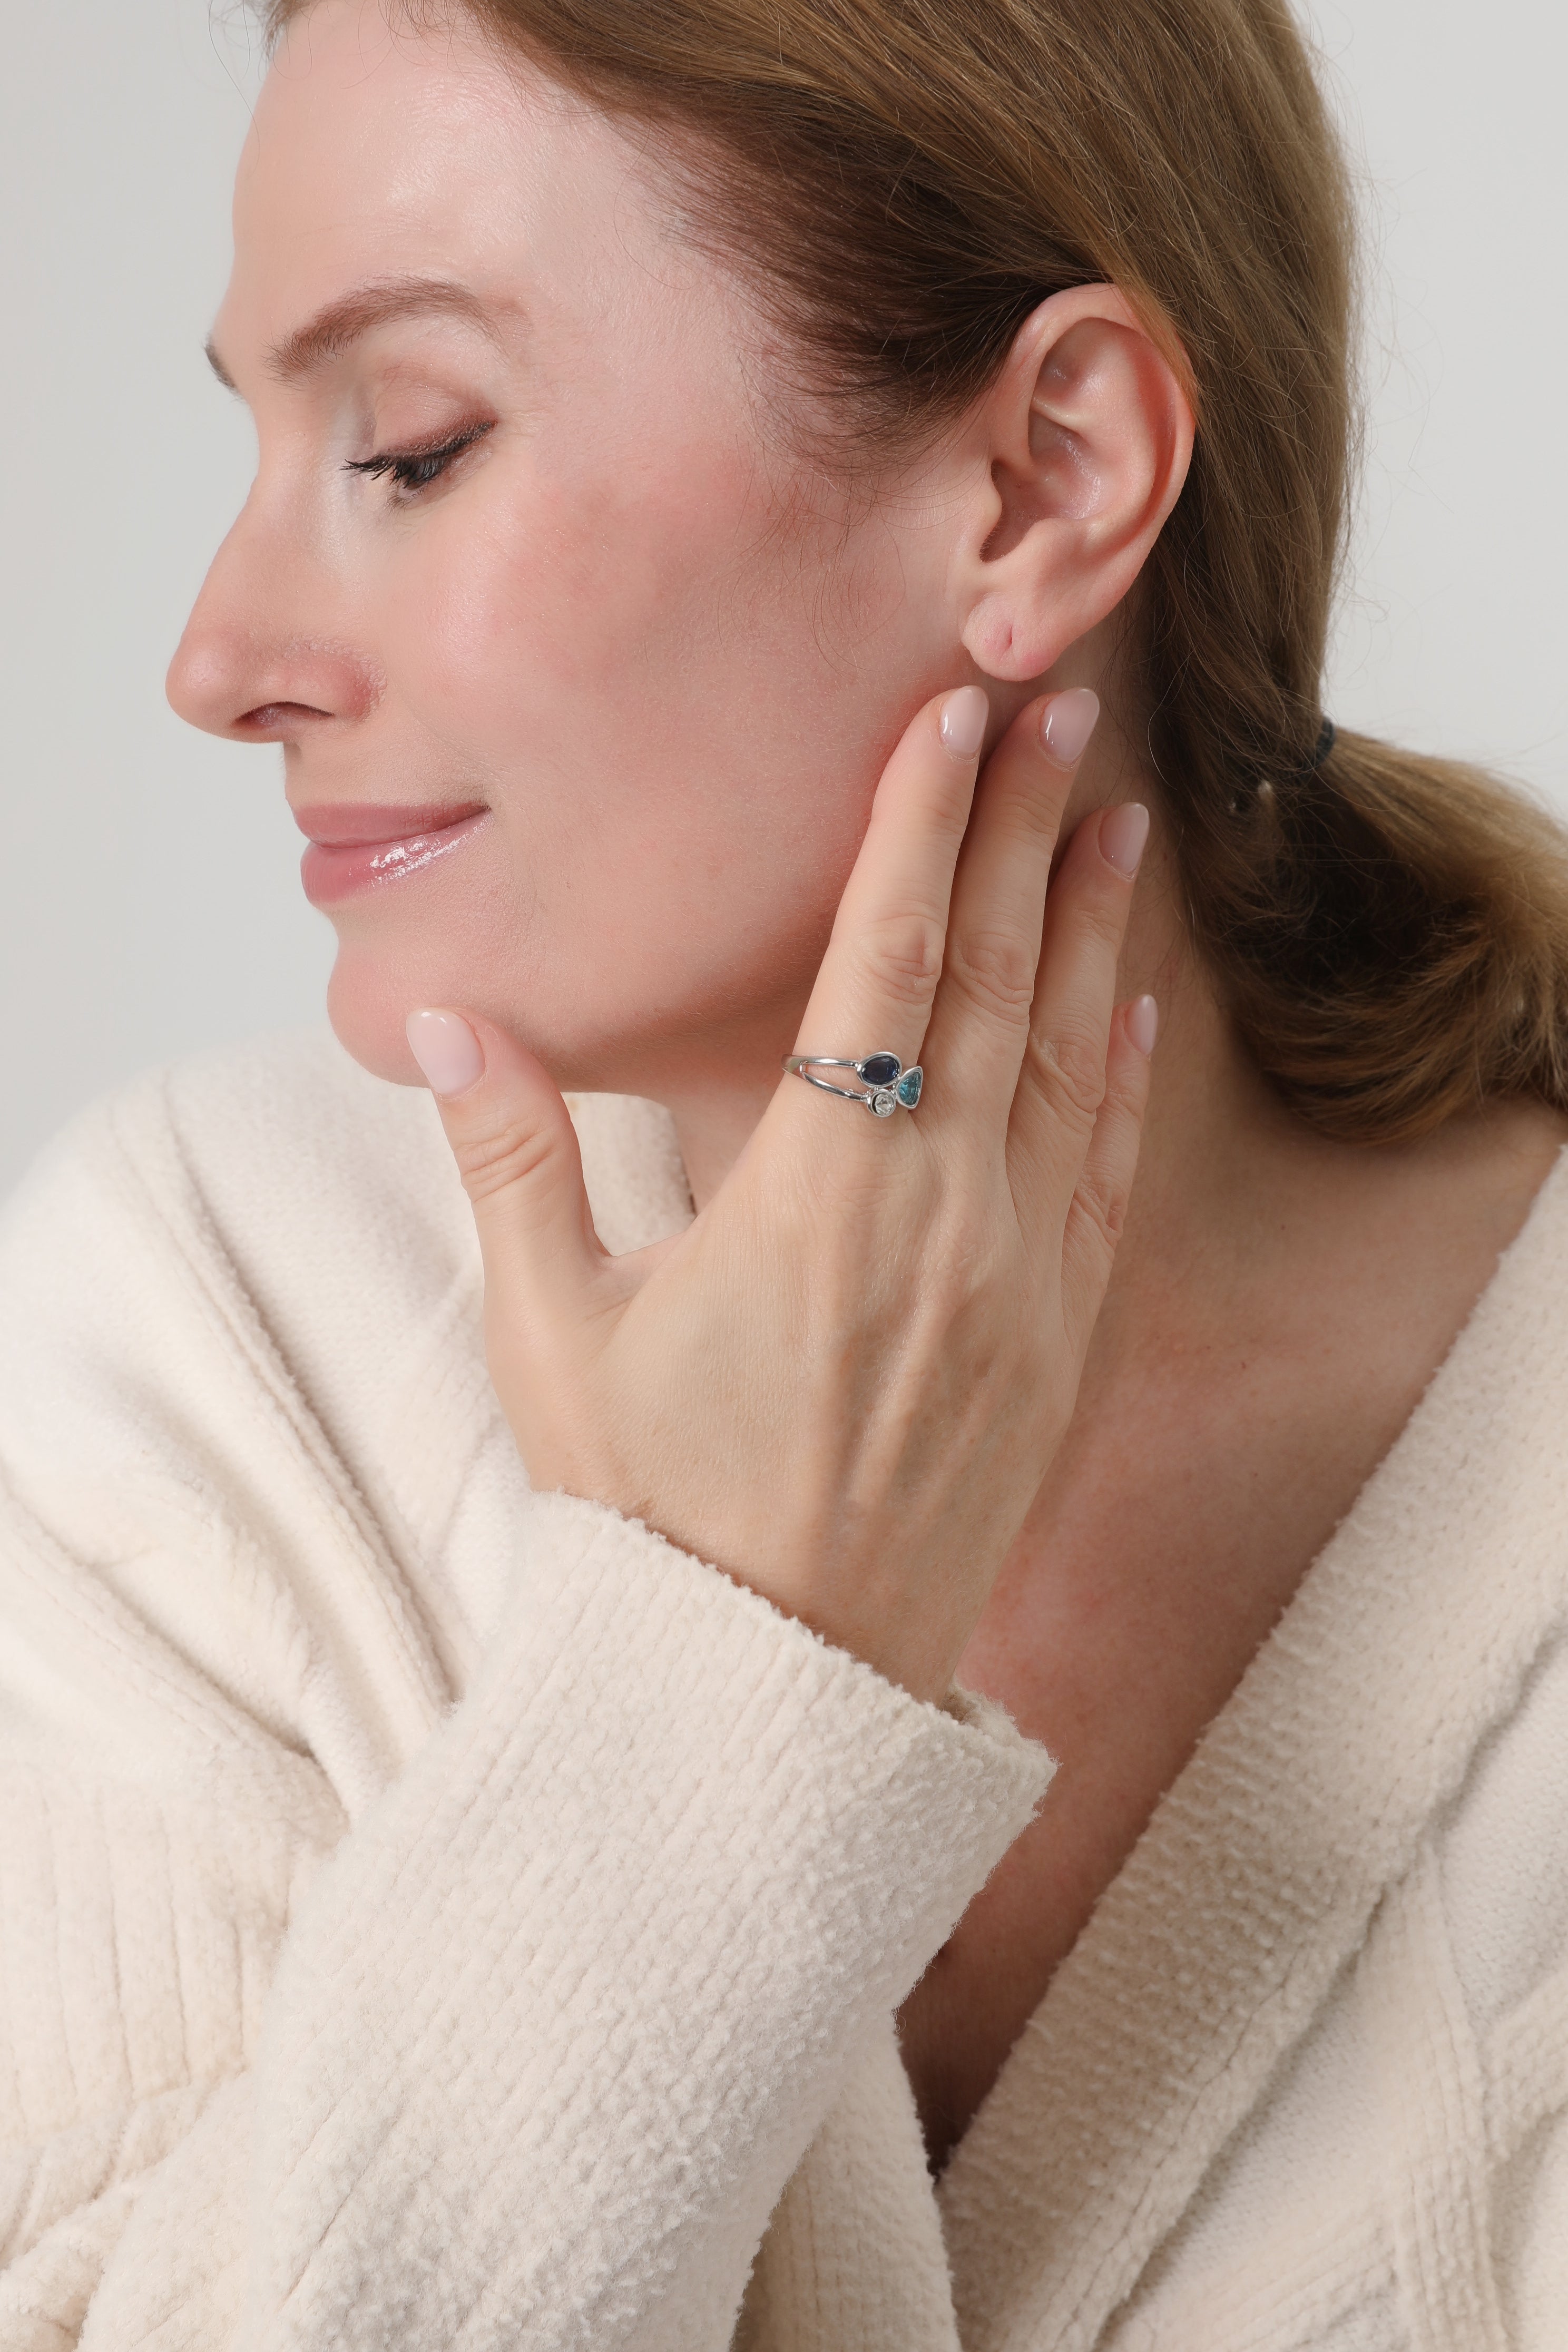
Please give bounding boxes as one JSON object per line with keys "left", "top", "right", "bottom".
{"left": 169, "top": 0, "right": 1568, "bottom": 2173}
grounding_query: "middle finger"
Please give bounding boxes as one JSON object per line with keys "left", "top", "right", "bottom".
{"left": 918, "top": 688, "right": 1101, "bottom": 1129}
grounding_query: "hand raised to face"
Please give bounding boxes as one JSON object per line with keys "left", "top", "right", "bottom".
{"left": 408, "top": 683, "right": 1153, "bottom": 1703}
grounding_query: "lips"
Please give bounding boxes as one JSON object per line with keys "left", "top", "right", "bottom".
{"left": 293, "top": 801, "right": 489, "bottom": 907}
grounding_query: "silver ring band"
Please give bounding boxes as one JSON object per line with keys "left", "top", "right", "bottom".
{"left": 782, "top": 1052, "right": 924, "bottom": 1116}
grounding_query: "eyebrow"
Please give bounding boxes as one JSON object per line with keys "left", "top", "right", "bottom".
{"left": 204, "top": 276, "right": 502, "bottom": 389}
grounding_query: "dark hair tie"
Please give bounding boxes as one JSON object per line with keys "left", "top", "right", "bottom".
{"left": 1249, "top": 718, "right": 1336, "bottom": 812}
{"left": 1270, "top": 719, "right": 1336, "bottom": 787}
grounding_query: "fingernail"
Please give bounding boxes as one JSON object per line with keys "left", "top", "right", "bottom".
{"left": 1041, "top": 687, "right": 1100, "bottom": 767}
{"left": 1099, "top": 801, "right": 1150, "bottom": 877}
{"left": 406, "top": 1008, "right": 485, "bottom": 1097}
{"left": 1126, "top": 994, "right": 1159, "bottom": 1056}
{"left": 939, "top": 685, "right": 989, "bottom": 758}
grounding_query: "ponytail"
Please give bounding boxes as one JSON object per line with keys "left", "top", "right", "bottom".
{"left": 1167, "top": 729, "right": 1568, "bottom": 1141}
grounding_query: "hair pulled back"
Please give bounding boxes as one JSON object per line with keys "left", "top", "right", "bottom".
{"left": 266, "top": 0, "right": 1568, "bottom": 1145}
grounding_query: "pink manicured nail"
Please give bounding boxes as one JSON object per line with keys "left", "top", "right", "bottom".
{"left": 406, "top": 1008, "right": 485, "bottom": 1097}
{"left": 1099, "top": 801, "right": 1150, "bottom": 877}
{"left": 1041, "top": 688, "right": 1100, "bottom": 767}
{"left": 1126, "top": 994, "right": 1159, "bottom": 1056}
{"left": 939, "top": 685, "right": 989, "bottom": 758}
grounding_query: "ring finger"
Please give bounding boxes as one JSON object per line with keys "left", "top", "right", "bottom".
{"left": 1007, "top": 793, "right": 1150, "bottom": 1226}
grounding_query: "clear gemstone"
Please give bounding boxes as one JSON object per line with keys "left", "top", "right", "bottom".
{"left": 859, "top": 1053, "right": 900, "bottom": 1087}
{"left": 896, "top": 1066, "right": 923, "bottom": 1108}
{"left": 870, "top": 1089, "right": 898, "bottom": 1116}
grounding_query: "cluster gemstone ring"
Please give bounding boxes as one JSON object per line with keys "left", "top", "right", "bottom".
{"left": 781, "top": 1052, "right": 924, "bottom": 1117}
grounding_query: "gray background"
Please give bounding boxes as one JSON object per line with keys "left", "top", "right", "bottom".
{"left": 2, "top": 0, "right": 1564, "bottom": 1193}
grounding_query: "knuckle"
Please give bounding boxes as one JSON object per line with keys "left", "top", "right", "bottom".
{"left": 452, "top": 1115, "right": 561, "bottom": 1208}
{"left": 1076, "top": 889, "right": 1129, "bottom": 954}
{"left": 920, "top": 750, "right": 984, "bottom": 836}
{"left": 1071, "top": 1167, "right": 1130, "bottom": 1252}
{"left": 943, "top": 928, "right": 1038, "bottom": 1025}
{"left": 1103, "top": 1052, "right": 1150, "bottom": 1123}
{"left": 989, "top": 780, "right": 1069, "bottom": 868}
{"left": 1027, "top": 1026, "right": 1106, "bottom": 1125}
{"left": 857, "top": 907, "right": 947, "bottom": 1006}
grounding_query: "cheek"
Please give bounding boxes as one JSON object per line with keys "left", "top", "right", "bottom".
{"left": 382, "top": 447, "right": 770, "bottom": 772}
{"left": 332, "top": 437, "right": 945, "bottom": 1090}
{"left": 368, "top": 442, "right": 899, "bottom": 935}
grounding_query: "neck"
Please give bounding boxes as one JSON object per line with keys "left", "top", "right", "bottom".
{"left": 656, "top": 805, "right": 1273, "bottom": 1274}
{"left": 663, "top": 1071, "right": 781, "bottom": 1215}
{"left": 658, "top": 693, "right": 1162, "bottom": 1213}
{"left": 651, "top": 791, "right": 1560, "bottom": 1332}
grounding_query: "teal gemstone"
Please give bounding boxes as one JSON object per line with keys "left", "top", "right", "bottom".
{"left": 896, "top": 1065, "right": 923, "bottom": 1108}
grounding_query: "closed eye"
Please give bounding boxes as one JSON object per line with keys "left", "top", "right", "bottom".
{"left": 345, "top": 420, "right": 495, "bottom": 497}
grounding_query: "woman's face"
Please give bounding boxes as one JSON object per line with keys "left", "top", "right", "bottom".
{"left": 169, "top": 0, "right": 980, "bottom": 1095}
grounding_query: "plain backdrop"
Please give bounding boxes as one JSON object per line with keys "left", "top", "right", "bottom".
{"left": 2, "top": 0, "right": 1564, "bottom": 1192}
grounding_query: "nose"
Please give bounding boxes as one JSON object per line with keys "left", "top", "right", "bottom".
{"left": 166, "top": 496, "right": 379, "bottom": 742}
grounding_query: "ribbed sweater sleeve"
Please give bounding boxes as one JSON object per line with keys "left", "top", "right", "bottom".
{"left": 249, "top": 1495, "right": 1045, "bottom": 2349}
{"left": 0, "top": 1063, "right": 1052, "bottom": 2351}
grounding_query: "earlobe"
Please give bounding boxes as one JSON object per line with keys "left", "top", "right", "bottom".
{"left": 956, "top": 288, "right": 1195, "bottom": 683}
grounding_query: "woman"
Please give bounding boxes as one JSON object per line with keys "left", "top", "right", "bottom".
{"left": 3, "top": 0, "right": 1565, "bottom": 2342}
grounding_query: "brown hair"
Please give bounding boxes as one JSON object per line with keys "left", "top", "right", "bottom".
{"left": 266, "top": 0, "right": 1568, "bottom": 1144}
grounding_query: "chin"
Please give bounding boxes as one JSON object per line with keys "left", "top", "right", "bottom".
{"left": 318, "top": 870, "right": 828, "bottom": 1101}
{"left": 325, "top": 955, "right": 429, "bottom": 1088}
{"left": 322, "top": 935, "right": 671, "bottom": 1099}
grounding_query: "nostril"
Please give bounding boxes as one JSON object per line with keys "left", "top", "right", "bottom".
{"left": 236, "top": 701, "right": 334, "bottom": 734}
{"left": 166, "top": 616, "right": 378, "bottom": 739}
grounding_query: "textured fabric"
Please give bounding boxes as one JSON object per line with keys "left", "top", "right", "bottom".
{"left": 0, "top": 1028, "right": 1565, "bottom": 2349}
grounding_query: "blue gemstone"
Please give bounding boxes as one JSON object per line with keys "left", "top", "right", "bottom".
{"left": 860, "top": 1052, "right": 900, "bottom": 1087}
{"left": 896, "top": 1066, "right": 923, "bottom": 1108}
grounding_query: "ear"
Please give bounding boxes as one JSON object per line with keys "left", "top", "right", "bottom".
{"left": 955, "top": 286, "right": 1195, "bottom": 683}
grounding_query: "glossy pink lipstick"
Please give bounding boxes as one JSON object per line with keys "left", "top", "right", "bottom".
{"left": 294, "top": 801, "right": 489, "bottom": 907}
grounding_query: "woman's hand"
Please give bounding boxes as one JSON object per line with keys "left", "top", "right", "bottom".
{"left": 407, "top": 685, "right": 1153, "bottom": 1703}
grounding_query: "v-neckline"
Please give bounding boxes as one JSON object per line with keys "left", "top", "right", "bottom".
{"left": 567, "top": 1092, "right": 1568, "bottom": 2349}
{"left": 932, "top": 1141, "right": 1568, "bottom": 2351}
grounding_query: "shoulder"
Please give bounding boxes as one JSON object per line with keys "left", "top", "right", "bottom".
{"left": 0, "top": 1028, "right": 476, "bottom": 1433}
{"left": 0, "top": 1038, "right": 483, "bottom": 1702}
{"left": 1422, "top": 1146, "right": 1568, "bottom": 2255}
{"left": 2, "top": 1028, "right": 695, "bottom": 1316}
{"left": 0, "top": 1032, "right": 693, "bottom": 1492}
{"left": 3, "top": 1022, "right": 467, "bottom": 1272}
{"left": 1432, "top": 1130, "right": 1568, "bottom": 1986}
{"left": 1424, "top": 1136, "right": 1568, "bottom": 1482}
{"left": 1414, "top": 1139, "right": 1568, "bottom": 1901}
{"left": 0, "top": 1033, "right": 487, "bottom": 1806}
{"left": 0, "top": 1035, "right": 685, "bottom": 1792}
{"left": 4, "top": 1023, "right": 453, "bottom": 1232}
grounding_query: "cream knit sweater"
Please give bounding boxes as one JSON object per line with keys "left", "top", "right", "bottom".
{"left": 1, "top": 1031, "right": 1565, "bottom": 2351}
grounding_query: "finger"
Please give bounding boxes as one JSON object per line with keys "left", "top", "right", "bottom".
{"left": 1059, "top": 995, "right": 1157, "bottom": 1331}
{"left": 405, "top": 1008, "right": 604, "bottom": 1335}
{"left": 788, "top": 685, "right": 988, "bottom": 1100}
{"left": 1006, "top": 797, "right": 1150, "bottom": 1214}
{"left": 920, "top": 687, "right": 1101, "bottom": 1129}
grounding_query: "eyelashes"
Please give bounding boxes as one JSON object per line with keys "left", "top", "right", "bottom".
{"left": 344, "top": 419, "right": 495, "bottom": 498}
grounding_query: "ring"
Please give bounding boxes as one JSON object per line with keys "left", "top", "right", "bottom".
{"left": 782, "top": 1051, "right": 924, "bottom": 1117}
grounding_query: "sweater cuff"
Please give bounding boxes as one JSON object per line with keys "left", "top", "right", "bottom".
{"left": 507, "top": 1484, "right": 1056, "bottom": 1969}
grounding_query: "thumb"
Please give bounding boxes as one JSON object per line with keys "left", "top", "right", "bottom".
{"left": 406, "top": 1008, "right": 602, "bottom": 1327}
